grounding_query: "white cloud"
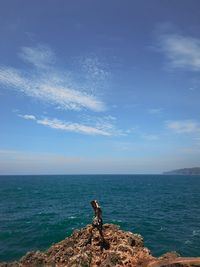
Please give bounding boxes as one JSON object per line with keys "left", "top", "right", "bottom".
{"left": 19, "top": 114, "right": 36, "bottom": 120}
{"left": 166, "top": 120, "right": 200, "bottom": 133}
{"left": 0, "top": 67, "right": 26, "bottom": 88}
{"left": 79, "top": 114, "right": 126, "bottom": 136}
{"left": 148, "top": 108, "right": 163, "bottom": 114}
{"left": 159, "top": 33, "right": 200, "bottom": 71}
{"left": 39, "top": 84, "right": 105, "bottom": 111}
{"left": 0, "top": 68, "right": 105, "bottom": 112}
{"left": 37, "top": 118, "right": 111, "bottom": 136}
{"left": 19, "top": 114, "right": 118, "bottom": 136}
{"left": 0, "top": 46, "right": 105, "bottom": 112}
{"left": 19, "top": 45, "right": 55, "bottom": 69}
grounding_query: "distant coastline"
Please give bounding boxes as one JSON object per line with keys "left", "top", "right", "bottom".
{"left": 163, "top": 167, "right": 200, "bottom": 175}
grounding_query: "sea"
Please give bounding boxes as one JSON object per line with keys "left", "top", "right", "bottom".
{"left": 0, "top": 175, "right": 200, "bottom": 262}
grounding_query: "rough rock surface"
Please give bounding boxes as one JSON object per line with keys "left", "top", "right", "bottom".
{"left": 1, "top": 224, "right": 200, "bottom": 267}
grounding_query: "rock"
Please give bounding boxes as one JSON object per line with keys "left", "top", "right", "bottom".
{"left": 0, "top": 224, "right": 200, "bottom": 267}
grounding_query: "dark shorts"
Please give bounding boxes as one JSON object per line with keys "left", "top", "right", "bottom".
{"left": 92, "top": 217, "right": 103, "bottom": 231}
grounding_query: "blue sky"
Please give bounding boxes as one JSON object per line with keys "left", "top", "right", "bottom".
{"left": 1, "top": 0, "right": 200, "bottom": 174}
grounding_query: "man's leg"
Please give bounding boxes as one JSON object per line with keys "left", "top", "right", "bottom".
{"left": 99, "top": 228, "right": 105, "bottom": 242}
{"left": 86, "top": 225, "right": 94, "bottom": 245}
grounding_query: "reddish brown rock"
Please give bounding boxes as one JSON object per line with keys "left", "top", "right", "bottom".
{"left": 0, "top": 224, "right": 200, "bottom": 267}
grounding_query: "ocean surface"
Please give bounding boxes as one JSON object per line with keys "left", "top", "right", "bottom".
{"left": 0, "top": 175, "right": 200, "bottom": 262}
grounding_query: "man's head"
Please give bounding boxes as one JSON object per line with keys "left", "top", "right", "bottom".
{"left": 90, "top": 200, "right": 102, "bottom": 214}
{"left": 91, "top": 200, "right": 99, "bottom": 210}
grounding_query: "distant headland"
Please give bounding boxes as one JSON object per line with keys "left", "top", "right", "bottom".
{"left": 163, "top": 167, "right": 200, "bottom": 175}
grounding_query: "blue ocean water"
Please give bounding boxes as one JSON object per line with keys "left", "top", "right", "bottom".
{"left": 0, "top": 175, "right": 200, "bottom": 262}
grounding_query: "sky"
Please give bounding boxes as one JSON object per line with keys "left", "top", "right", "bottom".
{"left": 0, "top": 0, "right": 200, "bottom": 174}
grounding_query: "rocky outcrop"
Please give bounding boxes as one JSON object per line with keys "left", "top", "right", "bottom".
{"left": 1, "top": 224, "right": 200, "bottom": 267}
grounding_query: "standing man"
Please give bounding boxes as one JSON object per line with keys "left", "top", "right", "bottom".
{"left": 87, "top": 200, "right": 105, "bottom": 245}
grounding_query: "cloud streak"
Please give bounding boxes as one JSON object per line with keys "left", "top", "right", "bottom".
{"left": 0, "top": 46, "right": 105, "bottom": 111}
{"left": 19, "top": 114, "right": 121, "bottom": 136}
{"left": 159, "top": 33, "right": 200, "bottom": 71}
{"left": 166, "top": 120, "right": 200, "bottom": 133}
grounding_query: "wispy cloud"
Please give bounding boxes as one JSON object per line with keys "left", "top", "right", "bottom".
{"left": 79, "top": 114, "right": 126, "bottom": 136}
{"left": 20, "top": 114, "right": 36, "bottom": 120}
{"left": 0, "top": 46, "right": 105, "bottom": 111}
{"left": 37, "top": 118, "right": 111, "bottom": 136}
{"left": 0, "top": 67, "right": 27, "bottom": 88}
{"left": 148, "top": 108, "right": 163, "bottom": 115}
{"left": 19, "top": 114, "right": 122, "bottom": 136}
{"left": 166, "top": 120, "right": 200, "bottom": 133}
{"left": 159, "top": 33, "right": 200, "bottom": 71}
{"left": 19, "top": 45, "right": 55, "bottom": 69}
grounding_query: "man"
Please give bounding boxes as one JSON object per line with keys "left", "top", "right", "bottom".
{"left": 87, "top": 200, "right": 105, "bottom": 245}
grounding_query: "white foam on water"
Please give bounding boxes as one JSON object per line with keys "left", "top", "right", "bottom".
{"left": 192, "top": 229, "right": 200, "bottom": 236}
{"left": 184, "top": 240, "right": 192, "bottom": 244}
{"left": 68, "top": 216, "right": 76, "bottom": 219}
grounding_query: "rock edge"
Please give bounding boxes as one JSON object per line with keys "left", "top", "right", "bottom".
{"left": 1, "top": 223, "right": 200, "bottom": 267}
